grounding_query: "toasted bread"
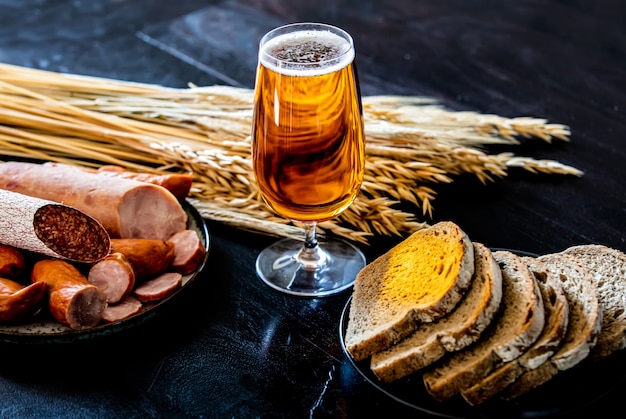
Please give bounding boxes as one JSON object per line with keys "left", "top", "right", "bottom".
{"left": 370, "top": 242, "right": 503, "bottom": 382}
{"left": 344, "top": 221, "right": 475, "bottom": 361}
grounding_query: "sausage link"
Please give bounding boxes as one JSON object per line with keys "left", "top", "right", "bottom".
{"left": 31, "top": 259, "right": 106, "bottom": 330}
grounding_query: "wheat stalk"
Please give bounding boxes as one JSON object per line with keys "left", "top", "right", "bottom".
{"left": 0, "top": 63, "right": 582, "bottom": 244}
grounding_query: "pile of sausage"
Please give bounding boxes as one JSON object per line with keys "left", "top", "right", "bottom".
{"left": 0, "top": 162, "right": 206, "bottom": 330}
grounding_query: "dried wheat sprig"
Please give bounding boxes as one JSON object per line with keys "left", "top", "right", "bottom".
{"left": 0, "top": 63, "right": 581, "bottom": 244}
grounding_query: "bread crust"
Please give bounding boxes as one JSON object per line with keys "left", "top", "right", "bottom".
{"left": 422, "top": 250, "right": 545, "bottom": 402}
{"left": 502, "top": 253, "right": 601, "bottom": 400}
{"left": 562, "top": 244, "right": 626, "bottom": 360}
{"left": 461, "top": 256, "right": 569, "bottom": 405}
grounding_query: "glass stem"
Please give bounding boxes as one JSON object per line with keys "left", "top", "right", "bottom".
{"left": 297, "top": 222, "right": 329, "bottom": 270}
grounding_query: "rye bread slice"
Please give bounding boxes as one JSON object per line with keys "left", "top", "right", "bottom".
{"left": 370, "top": 242, "right": 503, "bottom": 382}
{"left": 502, "top": 253, "right": 601, "bottom": 400}
{"left": 562, "top": 244, "right": 626, "bottom": 360}
{"left": 344, "top": 222, "right": 475, "bottom": 361}
{"left": 460, "top": 256, "right": 569, "bottom": 405}
{"left": 422, "top": 250, "right": 545, "bottom": 402}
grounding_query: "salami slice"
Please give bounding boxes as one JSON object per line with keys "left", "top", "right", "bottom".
{"left": 0, "top": 189, "right": 111, "bottom": 263}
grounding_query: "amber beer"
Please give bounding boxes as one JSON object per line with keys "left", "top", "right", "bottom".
{"left": 252, "top": 27, "right": 365, "bottom": 223}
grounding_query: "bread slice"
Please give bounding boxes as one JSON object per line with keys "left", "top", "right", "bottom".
{"left": 344, "top": 221, "right": 475, "bottom": 361}
{"left": 562, "top": 244, "right": 626, "bottom": 360}
{"left": 502, "top": 253, "right": 601, "bottom": 400}
{"left": 422, "top": 250, "right": 545, "bottom": 402}
{"left": 460, "top": 256, "right": 569, "bottom": 405}
{"left": 369, "top": 242, "right": 503, "bottom": 382}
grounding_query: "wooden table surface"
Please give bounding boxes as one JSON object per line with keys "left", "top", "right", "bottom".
{"left": 0, "top": 0, "right": 624, "bottom": 417}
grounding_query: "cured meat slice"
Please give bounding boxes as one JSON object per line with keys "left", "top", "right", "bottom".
{"left": 134, "top": 272, "right": 182, "bottom": 302}
{"left": 169, "top": 229, "right": 206, "bottom": 275}
{"left": 101, "top": 295, "right": 143, "bottom": 323}
{"left": 88, "top": 252, "right": 135, "bottom": 303}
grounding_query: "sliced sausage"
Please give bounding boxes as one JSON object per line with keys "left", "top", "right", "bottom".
{"left": 88, "top": 252, "right": 135, "bottom": 303}
{"left": 110, "top": 238, "right": 175, "bottom": 280}
{"left": 0, "top": 161, "right": 187, "bottom": 240}
{"left": 169, "top": 229, "right": 206, "bottom": 275}
{"left": 101, "top": 295, "right": 143, "bottom": 324}
{"left": 0, "top": 244, "right": 27, "bottom": 279}
{"left": 0, "top": 278, "right": 47, "bottom": 323}
{"left": 134, "top": 272, "right": 182, "bottom": 302}
{"left": 31, "top": 259, "right": 107, "bottom": 330}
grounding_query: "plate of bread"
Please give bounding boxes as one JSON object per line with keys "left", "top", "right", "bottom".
{"left": 340, "top": 221, "right": 626, "bottom": 418}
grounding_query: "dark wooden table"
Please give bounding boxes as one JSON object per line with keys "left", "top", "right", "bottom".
{"left": 0, "top": 0, "right": 624, "bottom": 417}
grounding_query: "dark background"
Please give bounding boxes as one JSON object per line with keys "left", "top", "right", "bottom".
{"left": 0, "top": 0, "right": 624, "bottom": 418}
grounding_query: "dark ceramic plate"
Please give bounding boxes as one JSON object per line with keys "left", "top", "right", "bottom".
{"left": 0, "top": 201, "right": 210, "bottom": 344}
{"left": 338, "top": 249, "right": 625, "bottom": 418}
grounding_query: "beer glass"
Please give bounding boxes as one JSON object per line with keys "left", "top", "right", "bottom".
{"left": 251, "top": 22, "right": 366, "bottom": 297}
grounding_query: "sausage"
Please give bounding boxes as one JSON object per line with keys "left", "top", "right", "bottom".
{"left": 101, "top": 295, "right": 142, "bottom": 324}
{"left": 168, "top": 229, "right": 206, "bottom": 275}
{"left": 0, "top": 244, "right": 27, "bottom": 279}
{"left": 0, "top": 189, "right": 111, "bottom": 263}
{"left": 31, "top": 259, "right": 107, "bottom": 330}
{"left": 134, "top": 272, "right": 182, "bottom": 302}
{"left": 110, "top": 238, "right": 175, "bottom": 280}
{"left": 0, "top": 278, "right": 47, "bottom": 323}
{"left": 87, "top": 252, "right": 135, "bottom": 303}
{"left": 0, "top": 161, "right": 188, "bottom": 240}
{"left": 44, "top": 163, "right": 193, "bottom": 201}
{"left": 95, "top": 165, "right": 193, "bottom": 201}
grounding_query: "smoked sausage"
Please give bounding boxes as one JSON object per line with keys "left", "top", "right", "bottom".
{"left": 0, "top": 244, "right": 27, "bottom": 279}
{"left": 110, "top": 238, "right": 175, "bottom": 280}
{"left": 31, "top": 259, "right": 107, "bottom": 330}
{"left": 0, "top": 278, "right": 47, "bottom": 323}
{"left": 0, "top": 161, "right": 187, "bottom": 240}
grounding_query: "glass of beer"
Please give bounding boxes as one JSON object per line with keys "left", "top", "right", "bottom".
{"left": 251, "top": 22, "right": 366, "bottom": 297}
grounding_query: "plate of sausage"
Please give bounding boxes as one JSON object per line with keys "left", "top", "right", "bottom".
{"left": 0, "top": 161, "right": 210, "bottom": 343}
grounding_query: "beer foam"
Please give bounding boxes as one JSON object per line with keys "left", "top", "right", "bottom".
{"left": 260, "top": 30, "right": 354, "bottom": 77}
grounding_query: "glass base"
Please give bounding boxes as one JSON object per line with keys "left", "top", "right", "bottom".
{"left": 255, "top": 237, "right": 366, "bottom": 297}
